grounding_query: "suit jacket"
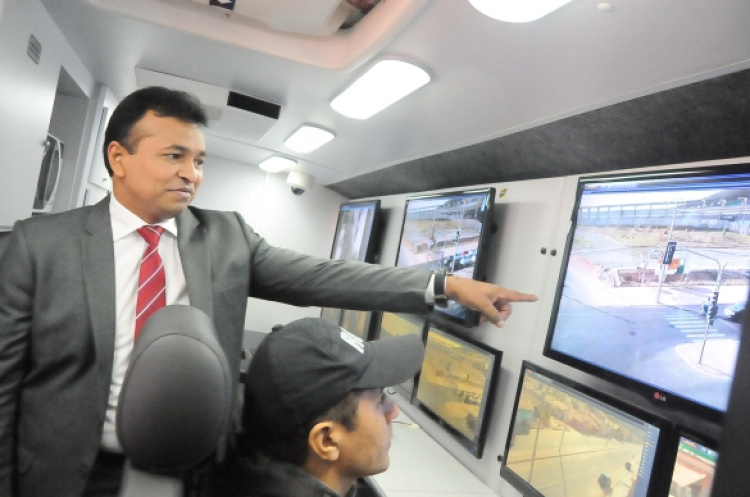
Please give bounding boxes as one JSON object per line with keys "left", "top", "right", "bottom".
{"left": 0, "top": 198, "right": 431, "bottom": 497}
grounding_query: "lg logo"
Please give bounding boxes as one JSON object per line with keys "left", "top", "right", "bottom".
{"left": 653, "top": 392, "right": 668, "bottom": 402}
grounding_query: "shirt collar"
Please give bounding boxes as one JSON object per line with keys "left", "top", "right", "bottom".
{"left": 109, "top": 194, "right": 178, "bottom": 242}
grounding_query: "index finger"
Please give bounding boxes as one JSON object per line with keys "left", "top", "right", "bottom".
{"left": 503, "top": 290, "right": 539, "bottom": 303}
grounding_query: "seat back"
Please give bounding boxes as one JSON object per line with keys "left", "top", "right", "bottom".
{"left": 117, "top": 305, "right": 233, "bottom": 496}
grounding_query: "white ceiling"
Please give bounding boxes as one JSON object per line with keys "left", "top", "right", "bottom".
{"left": 39, "top": 0, "right": 750, "bottom": 189}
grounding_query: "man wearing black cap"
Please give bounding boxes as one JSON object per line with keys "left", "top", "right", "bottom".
{"left": 213, "top": 317, "right": 425, "bottom": 497}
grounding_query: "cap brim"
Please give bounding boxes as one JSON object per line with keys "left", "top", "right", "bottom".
{"left": 356, "top": 334, "right": 425, "bottom": 389}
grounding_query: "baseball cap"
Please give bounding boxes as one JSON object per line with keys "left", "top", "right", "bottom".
{"left": 241, "top": 317, "right": 425, "bottom": 444}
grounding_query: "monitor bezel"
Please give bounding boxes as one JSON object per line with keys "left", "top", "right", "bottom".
{"left": 394, "top": 187, "right": 496, "bottom": 327}
{"left": 500, "top": 360, "right": 670, "bottom": 497}
{"left": 329, "top": 199, "right": 382, "bottom": 263}
{"left": 542, "top": 165, "right": 750, "bottom": 423}
{"left": 414, "top": 320, "right": 502, "bottom": 458}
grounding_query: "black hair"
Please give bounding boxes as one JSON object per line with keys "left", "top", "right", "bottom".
{"left": 102, "top": 86, "right": 208, "bottom": 176}
{"left": 238, "top": 390, "right": 363, "bottom": 467}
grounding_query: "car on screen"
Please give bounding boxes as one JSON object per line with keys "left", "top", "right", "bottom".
{"left": 723, "top": 301, "right": 746, "bottom": 322}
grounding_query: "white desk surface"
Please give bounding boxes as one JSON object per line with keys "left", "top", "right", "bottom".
{"left": 368, "top": 411, "right": 497, "bottom": 497}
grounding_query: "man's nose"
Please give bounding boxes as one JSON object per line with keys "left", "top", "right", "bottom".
{"left": 179, "top": 160, "right": 201, "bottom": 182}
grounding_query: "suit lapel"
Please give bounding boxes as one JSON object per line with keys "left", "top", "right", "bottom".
{"left": 177, "top": 209, "right": 214, "bottom": 319}
{"left": 82, "top": 198, "right": 117, "bottom": 406}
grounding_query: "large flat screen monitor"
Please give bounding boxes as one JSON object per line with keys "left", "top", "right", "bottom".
{"left": 500, "top": 361, "right": 666, "bottom": 497}
{"left": 395, "top": 188, "right": 496, "bottom": 326}
{"left": 330, "top": 199, "right": 382, "bottom": 263}
{"left": 414, "top": 322, "right": 501, "bottom": 457}
{"left": 339, "top": 309, "right": 376, "bottom": 340}
{"left": 662, "top": 430, "right": 718, "bottom": 497}
{"left": 544, "top": 166, "right": 750, "bottom": 422}
{"left": 375, "top": 312, "right": 426, "bottom": 401}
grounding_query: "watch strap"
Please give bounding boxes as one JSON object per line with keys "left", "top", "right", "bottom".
{"left": 433, "top": 269, "right": 449, "bottom": 308}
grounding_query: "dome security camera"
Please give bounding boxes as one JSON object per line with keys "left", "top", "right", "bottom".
{"left": 286, "top": 171, "right": 313, "bottom": 196}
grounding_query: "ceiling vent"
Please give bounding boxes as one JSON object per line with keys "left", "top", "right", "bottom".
{"left": 201, "top": 104, "right": 225, "bottom": 122}
{"left": 134, "top": 67, "right": 281, "bottom": 142}
{"left": 27, "top": 34, "right": 42, "bottom": 64}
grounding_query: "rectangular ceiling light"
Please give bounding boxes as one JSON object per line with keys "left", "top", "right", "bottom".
{"left": 259, "top": 156, "right": 296, "bottom": 173}
{"left": 469, "top": 0, "right": 574, "bottom": 23}
{"left": 331, "top": 59, "right": 431, "bottom": 119}
{"left": 284, "top": 125, "right": 335, "bottom": 153}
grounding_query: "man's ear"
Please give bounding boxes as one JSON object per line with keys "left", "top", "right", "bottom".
{"left": 308, "top": 421, "right": 341, "bottom": 462}
{"left": 108, "top": 141, "right": 128, "bottom": 178}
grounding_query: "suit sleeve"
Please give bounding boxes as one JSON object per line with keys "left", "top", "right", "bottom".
{"left": 233, "top": 213, "right": 433, "bottom": 314}
{"left": 0, "top": 223, "right": 33, "bottom": 495}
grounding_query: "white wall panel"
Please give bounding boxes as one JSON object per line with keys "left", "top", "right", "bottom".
{"left": 0, "top": 0, "right": 93, "bottom": 227}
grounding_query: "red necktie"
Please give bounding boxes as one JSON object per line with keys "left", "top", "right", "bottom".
{"left": 135, "top": 226, "right": 166, "bottom": 339}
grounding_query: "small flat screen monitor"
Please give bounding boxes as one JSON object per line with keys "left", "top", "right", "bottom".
{"left": 376, "top": 312, "right": 426, "bottom": 401}
{"left": 415, "top": 322, "right": 501, "bottom": 457}
{"left": 664, "top": 431, "right": 718, "bottom": 497}
{"left": 501, "top": 361, "right": 666, "bottom": 497}
{"left": 330, "top": 199, "right": 382, "bottom": 263}
{"left": 544, "top": 166, "right": 750, "bottom": 422}
{"left": 339, "top": 309, "right": 376, "bottom": 340}
{"left": 320, "top": 307, "right": 341, "bottom": 326}
{"left": 395, "top": 188, "right": 496, "bottom": 326}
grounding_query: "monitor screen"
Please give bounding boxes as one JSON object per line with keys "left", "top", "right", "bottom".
{"left": 500, "top": 361, "right": 665, "bottom": 497}
{"left": 395, "top": 188, "right": 496, "bottom": 326}
{"left": 339, "top": 309, "right": 375, "bottom": 340}
{"left": 665, "top": 432, "right": 718, "bottom": 497}
{"left": 415, "top": 323, "right": 501, "bottom": 457}
{"left": 330, "top": 199, "right": 382, "bottom": 263}
{"left": 376, "top": 312, "right": 426, "bottom": 401}
{"left": 544, "top": 166, "right": 750, "bottom": 421}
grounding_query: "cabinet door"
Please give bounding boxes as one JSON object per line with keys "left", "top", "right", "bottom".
{"left": 481, "top": 176, "right": 572, "bottom": 355}
{"left": 527, "top": 175, "right": 581, "bottom": 356}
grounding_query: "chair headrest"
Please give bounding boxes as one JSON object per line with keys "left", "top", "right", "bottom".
{"left": 117, "top": 305, "right": 232, "bottom": 472}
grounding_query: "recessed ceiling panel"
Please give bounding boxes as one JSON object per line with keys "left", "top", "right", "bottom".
{"left": 185, "top": 0, "right": 356, "bottom": 36}
{"left": 82, "top": 0, "right": 431, "bottom": 69}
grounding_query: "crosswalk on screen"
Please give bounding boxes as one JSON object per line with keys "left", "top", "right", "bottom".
{"left": 544, "top": 166, "right": 750, "bottom": 421}
{"left": 500, "top": 362, "right": 663, "bottom": 497}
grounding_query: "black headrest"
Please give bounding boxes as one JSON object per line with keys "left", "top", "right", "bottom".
{"left": 117, "top": 305, "right": 232, "bottom": 471}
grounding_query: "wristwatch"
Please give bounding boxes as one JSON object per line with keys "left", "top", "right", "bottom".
{"left": 432, "top": 269, "right": 449, "bottom": 308}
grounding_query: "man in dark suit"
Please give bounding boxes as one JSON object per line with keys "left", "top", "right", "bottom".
{"left": 0, "top": 86, "right": 536, "bottom": 497}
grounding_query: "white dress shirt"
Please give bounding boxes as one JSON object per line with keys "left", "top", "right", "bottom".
{"left": 101, "top": 196, "right": 190, "bottom": 452}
